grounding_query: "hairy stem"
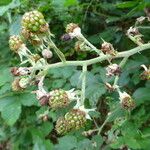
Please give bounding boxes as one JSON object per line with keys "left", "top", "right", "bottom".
{"left": 127, "top": 35, "right": 143, "bottom": 46}
{"left": 39, "top": 43, "right": 150, "bottom": 70}
{"left": 81, "top": 64, "right": 87, "bottom": 105}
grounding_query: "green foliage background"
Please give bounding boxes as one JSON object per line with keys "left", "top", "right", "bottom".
{"left": 0, "top": 0, "right": 150, "bottom": 149}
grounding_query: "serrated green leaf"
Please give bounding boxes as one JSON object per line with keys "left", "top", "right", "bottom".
{"left": 1, "top": 98, "right": 21, "bottom": 126}
{"left": 77, "top": 139, "right": 92, "bottom": 150}
{"left": 0, "top": 0, "right": 20, "bottom": 16}
{"left": 0, "top": 94, "right": 14, "bottom": 111}
{"left": 20, "top": 93, "right": 37, "bottom": 106}
{"left": 0, "top": 83, "right": 11, "bottom": 95}
{"left": 133, "top": 88, "right": 150, "bottom": 105}
{"left": 52, "top": 79, "right": 66, "bottom": 88}
{"left": 0, "top": 68, "right": 12, "bottom": 86}
{"left": 54, "top": 135, "right": 77, "bottom": 150}
{"left": 70, "top": 71, "right": 81, "bottom": 88}
{"left": 9, "top": 15, "right": 21, "bottom": 35}
{"left": 107, "top": 107, "right": 125, "bottom": 122}
{"left": 124, "top": 137, "right": 141, "bottom": 149}
{"left": 0, "top": 0, "right": 12, "bottom": 6}
{"left": 86, "top": 83, "right": 106, "bottom": 106}
{"left": 92, "top": 135, "right": 103, "bottom": 150}
{"left": 116, "top": 1, "right": 138, "bottom": 8}
{"left": 40, "top": 122, "right": 53, "bottom": 136}
{"left": 64, "top": 0, "right": 78, "bottom": 7}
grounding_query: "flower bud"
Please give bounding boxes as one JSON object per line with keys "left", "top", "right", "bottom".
{"left": 12, "top": 77, "right": 29, "bottom": 91}
{"left": 74, "top": 41, "right": 91, "bottom": 52}
{"left": 39, "top": 95, "right": 50, "bottom": 106}
{"left": 140, "top": 65, "right": 150, "bottom": 80}
{"left": 106, "top": 64, "right": 121, "bottom": 77}
{"left": 18, "top": 77, "right": 30, "bottom": 89}
{"left": 105, "top": 83, "right": 116, "bottom": 92}
{"left": 119, "top": 92, "right": 135, "bottom": 110}
{"left": 11, "top": 67, "right": 31, "bottom": 76}
{"left": 136, "top": 16, "right": 146, "bottom": 24}
{"left": 66, "top": 23, "right": 82, "bottom": 38}
{"left": 101, "top": 41, "right": 116, "bottom": 55}
{"left": 127, "top": 27, "right": 140, "bottom": 36}
{"left": 66, "top": 23, "right": 79, "bottom": 33}
{"left": 42, "top": 49, "right": 53, "bottom": 59}
{"left": 61, "top": 34, "right": 72, "bottom": 41}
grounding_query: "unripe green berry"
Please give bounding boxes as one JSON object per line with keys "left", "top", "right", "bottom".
{"left": 49, "top": 89, "right": 70, "bottom": 109}
{"left": 9, "top": 35, "right": 23, "bottom": 52}
{"left": 55, "top": 117, "right": 70, "bottom": 135}
{"left": 21, "top": 10, "right": 48, "bottom": 33}
{"left": 65, "top": 109, "right": 87, "bottom": 130}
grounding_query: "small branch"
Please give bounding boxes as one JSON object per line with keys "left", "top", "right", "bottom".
{"left": 127, "top": 35, "right": 143, "bottom": 46}
{"left": 137, "top": 26, "right": 150, "bottom": 29}
{"left": 98, "top": 118, "right": 109, "bottom": 135}
{"left": 47, "top": 37, "right": 66, "bottom": 62}
{"left": 113, "top": 57, "right": 129, "bottom": 87}
{"left": 79, "top": 34, "right": 102, "bottom": 56}
{"left": 81, "top": 64, "right": 87, "bottom": 105}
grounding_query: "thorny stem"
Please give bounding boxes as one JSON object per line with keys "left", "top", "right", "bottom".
{"left": 98, "top": 117, "right": 109, "bottom": 135}
{"left": 81, "top": 64, "right": 87, "bottom": 105}
{"left": 86, "top": 113, "right": 112, "bottom": 135}
{"left": 37, "top": 42, "right": 150, "bottom": 71}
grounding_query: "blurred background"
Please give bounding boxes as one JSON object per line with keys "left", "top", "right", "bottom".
{"left": 0, "top": 0, "right": 150, "bottom": 150}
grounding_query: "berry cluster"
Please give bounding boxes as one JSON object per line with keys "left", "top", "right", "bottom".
{"left": 21, "top": 10, "right": 48, "bottom": 33}
{"left": 56, "top": 109, "right": 87, "bottom": 135}
{"left": 9, "top": 10, "right": 150, "bottom": 137}
{"left": 9, "top": 11, "right": 93, "bottom": 134}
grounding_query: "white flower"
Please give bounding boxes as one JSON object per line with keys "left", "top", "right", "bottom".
{"left": 42, "top": 49, "right": 53, "bottom": 59}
